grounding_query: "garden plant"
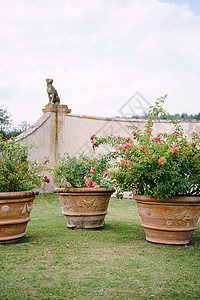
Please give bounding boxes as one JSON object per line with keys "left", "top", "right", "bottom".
{"left": 52, "top": 152, "right": 113, "bottom": 189}
{"left": 0, "top": 136, "right": 47, "bottom": 192}
{"left": 91, "top": 96, "right": 200, "bottom": 199}
{"left": 91, "top": 96, "right": 200, "bottom": 244}
{"left": 52, "top": 152, "right": 115, "bottom": 229}
{"left": 0, "top": 136, "right": 49, "bottom": 243}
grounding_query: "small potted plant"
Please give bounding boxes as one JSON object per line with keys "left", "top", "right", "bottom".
{"left": 93, "top": 96, "right": 200, "bottom": 245}
{"left": 52, "top": 153, "right": 115, "bottom": 229}
{"left": 0, "top": 136, "right": 48, "bottom": 243}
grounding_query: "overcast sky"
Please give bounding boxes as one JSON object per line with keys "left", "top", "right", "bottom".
{"left": 0, "top": 0, "right": 200, "bottom": 125}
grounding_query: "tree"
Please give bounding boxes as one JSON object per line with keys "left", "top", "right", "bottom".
{"left": 7, "top": 121, "right": 30, "bottom": 138}
{"left": 0, "top": 106, "right": 12, "bottom": 136}
{"left": 130, "top": 112, "right": 200, "bottom": 120}
{"left": 0, "top": 106, "right": 30, "bottom": 138}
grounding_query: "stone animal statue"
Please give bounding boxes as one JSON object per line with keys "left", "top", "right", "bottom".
{"left": 46, "top": 79, "right": 60, "bottom": 104}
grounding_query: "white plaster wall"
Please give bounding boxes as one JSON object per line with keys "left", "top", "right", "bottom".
{"left": 17, "top": 113, "right": 57, "bottom": 163}
{"left": 59, "top": 113, "right": 200, "bottom": 155}
{"left": 17, "top": 107, "right": 200, "bottom": 193}
{"left": 17, "top": 109, "right": 200, "bottom": 162}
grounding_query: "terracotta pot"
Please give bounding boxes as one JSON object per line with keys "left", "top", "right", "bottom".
{"left": 134, "top": 195, "right": 200, "bottom": 245}
{"left": 0, "top": 190, "right": 35, "bottom": 243}
{"left": 55, "top": 187, "right": 114, "bottom": 229}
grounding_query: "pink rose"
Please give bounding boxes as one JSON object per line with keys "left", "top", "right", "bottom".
{"left": 151, "top": 155, "right": 155, "bottom": 160}
{"left": 92, "top": 182, "right": 99, "bottom": 189}
{"left": 131, "top": 155, "right": 135, "bottom": 159}
{"left": 88, "top": 181, "right": 93, "bottom": 187}
{"left": 115, "top": 135, "right": 120, "bottom": 141}
{"left": 141, "top": 145, "right": 145, "bottom": 151}
{"left": 125, "top": 150, "right": 129, "bottom": 155}
{"left": 90, "top": 166, "right": 96, "bottom": 174}
{"left": 84, "top": 177, "right": 90, "bottom": 186}
{"left": 146, "top": 130, "right": 151, "bottom": 135}
{"left": 120, "top": 158, "right": 127, "bottom": 166}
{"left": 171, "top": 131, "right": 179, "bottom": 136}
{"left": 127, "top": 161, "right": 133, "bottom": 168}
{"left": 154, "top": 137, "right": 161, "bottom": 143}
{"left": 116, "top": 145, "right": 122, "bottom": 150}
{"left": 123, "top": 142, "right": 131, "bottom": 149}
{"left": 158, "top": 157, "right": 165, "bottom": 165}
{"left": 172, "top": 147, "right": 178, "bottom": 153}
{"left": 103, "top": 170, "right": 108, "bottom": 177}
{"left": 132, "top": 148, "right": 136, "bottom": 151}
{"left": 132, "top": 130, "right": 136, "bottom": 136}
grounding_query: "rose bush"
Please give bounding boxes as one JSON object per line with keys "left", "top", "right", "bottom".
{"left": 91, "top": 96, "right": 200, "bottom": 199}
{"left": 0, "top": 136, "right": 47, "bottom": 192}
{"left": 52, "top": 152, "right": 113, "bottom": 189}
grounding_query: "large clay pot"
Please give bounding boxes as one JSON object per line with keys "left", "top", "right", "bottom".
{"left": 134, "top": 195, "right": 200, "bottom": 245}
{"left": 0, "top": 190, "right": 35, "bottom": 243}
{"left": 55, "top": 187, "right": 114, "bottom": 229}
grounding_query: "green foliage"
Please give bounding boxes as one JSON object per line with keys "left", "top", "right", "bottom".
{"left": 94, "top": 96, "right": 200, "bottom": 199}
{"left": 130, "top": 111, "right": 200, "bottom": 120}
{"left": 6, "top": 120, "right": 30, "bottom": 138}
{"left": 0, "top": 136, "right": 45, "bottom": 192}
{"left": 0, "top": 106, "right": 12, "bottom": 136}
{"left": 173, "top": 112, "right": 200, "bottom": 120}
{"left": 0, "top": 105, "right": 30, "bottom": 138}
{"left": 52, "top": 152, "right": 113, "bottom": 188}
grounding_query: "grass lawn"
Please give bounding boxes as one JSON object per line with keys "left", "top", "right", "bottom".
{"left": 0, "top": 194, "right": 200, "bottom": 299}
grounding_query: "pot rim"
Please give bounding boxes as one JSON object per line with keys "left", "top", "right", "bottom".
{"left": 0, "top": 189, "right": 38, "bottom": 200}
{"left": 133, "top": 194, "right": 200, "bottom": 204}
{"left": 55, "top": 187, "right": 115, "bottom": 194}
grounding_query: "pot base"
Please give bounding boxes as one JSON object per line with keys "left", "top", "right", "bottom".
{"left": 0, "top": 233, "right": 26, "bottom": 244}
{"left": 64, "top": 215, "right": 106, "bottom": 229}
{"left": 143, "top": 226, "right": 193, "bottom": 245}
{"left": 56, "top": 187, "right": 114, "bottom": 230}
{"left": 134, "top": 195, "right": 200, "bottom": 245}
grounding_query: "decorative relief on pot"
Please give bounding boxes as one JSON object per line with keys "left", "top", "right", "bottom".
{"left": 167, "top": 209, "right": 191, "bottom": 221}
{"left": 137, "top": 205, "right": 151, "bottom": 217}
{"left": 76, "top": 198, "right": 99, "bottom": 209}
{"left": 60, "top": 198, "right": 74, "bottom": 212}
{"left": 146, "top": 208, "right": 151, "bottom": 216}
{"left": 22, "top": 203, "right": 33, "bottom": 214}
{"left": 22, "top": 204, "right": 27, "bottom": 214}
{"left": 1, "top": 205, "right": 10, "bottom": 212}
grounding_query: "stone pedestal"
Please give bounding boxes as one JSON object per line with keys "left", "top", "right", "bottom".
{"left": 42, "top": 103, "right": 71, "bottom": 114}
